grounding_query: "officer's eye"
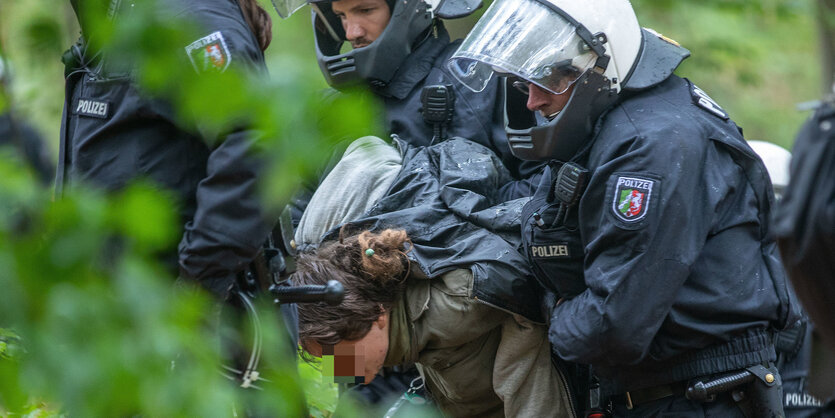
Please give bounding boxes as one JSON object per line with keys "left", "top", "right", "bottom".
{"left": 512, "top": 80, "right": 530, "bottom": 96}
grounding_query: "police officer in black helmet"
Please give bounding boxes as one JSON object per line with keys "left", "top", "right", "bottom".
{"left": 274, "top": 0, "right": 545, "bottom": 200}
{"left": 450, "top": 0, "right": 799, "bottom": 416}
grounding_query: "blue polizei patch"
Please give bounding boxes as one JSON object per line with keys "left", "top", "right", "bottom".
{"left": 691, "top": 84, "right": 729, "bottom": 120}
{"left": 73, "top": 98, "right": 110, "bottom": 119}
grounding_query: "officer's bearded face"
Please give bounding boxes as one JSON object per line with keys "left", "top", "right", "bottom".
{"left": 332, "top": 0, "right": 392, "bottom": 49}
{"left": 303, "top": 313, "right": 390, "bottom": 385}
{"left": 526, "top": 82, "right": 576, "bottom": 120}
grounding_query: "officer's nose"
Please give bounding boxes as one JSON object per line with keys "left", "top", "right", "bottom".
{"left": 343, "top": 19, "right": 365, "bottom": 44}
{"left": 526, "top": 84, "right": 552, "bottom": 112}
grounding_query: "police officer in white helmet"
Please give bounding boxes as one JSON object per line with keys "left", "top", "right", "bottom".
{"left": 449, "top": 0, "right": 799, "bottom": 416}
{"left": 749, "top": 140, "right": 791, "bottom": 199}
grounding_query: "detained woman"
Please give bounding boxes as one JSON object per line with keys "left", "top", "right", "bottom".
{"left": 291, "top": 136, "right": 573, "bottom": 417}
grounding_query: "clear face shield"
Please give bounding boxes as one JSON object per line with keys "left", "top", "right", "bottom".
{"left": 448, "top": 0, "right": 597, "bottom": 95}
{"left": 271, "top": 0, "right": 309, "bottom": 18}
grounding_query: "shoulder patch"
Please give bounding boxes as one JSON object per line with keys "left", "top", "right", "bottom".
{"left": 185, "top": 31, "right": 231, "bottom": 74}
{"left": 691, "top": 84, "right": 729, "bottom": 121}
{"left": 612, "top": 176, "right": 655, "bottom": 223}
{"left": 73, "top": 98, "right": 110, "bottom": 119}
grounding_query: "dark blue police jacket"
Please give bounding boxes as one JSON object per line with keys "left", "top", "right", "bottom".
{"left": 323, "top": 137, "right": 545, "bottom": 323}
{"left": 59, "top": 0, "right": 272, "bottom": 297}
{"left": 289, "top": 24, "right": 543, "bottom": 228}
{"left": 522, "top": 74, "right": 800, "bottom": 391}
{"left": 377, "top": 23, "right": 543, "bottom": 201}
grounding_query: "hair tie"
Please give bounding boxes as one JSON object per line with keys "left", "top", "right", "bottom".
{"left": 365, "top": 248, "right": 375, "bottom": 257}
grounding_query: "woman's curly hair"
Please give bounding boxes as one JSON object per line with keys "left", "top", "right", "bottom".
{"left": 293, "top": 228, "right": 412, "bottom": 348}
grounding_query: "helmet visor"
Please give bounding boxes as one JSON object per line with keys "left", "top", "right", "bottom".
{"left": 448, "top": 0, "right": 595, "bottom": 94}
{"left": 272, "top": 0, "right": 308, "bottom": 18}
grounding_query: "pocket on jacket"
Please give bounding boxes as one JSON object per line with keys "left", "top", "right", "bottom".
{"left": 528, "top": 226, "right": 585, "bottom": 299}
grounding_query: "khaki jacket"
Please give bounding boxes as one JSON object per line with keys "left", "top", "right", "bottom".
{"left": 384, "top": 268, "right": 574, "bottom": 417}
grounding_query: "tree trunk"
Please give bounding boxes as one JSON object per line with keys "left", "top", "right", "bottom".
{"left": 818, "top": 0, "right": 835, "bottom": 95}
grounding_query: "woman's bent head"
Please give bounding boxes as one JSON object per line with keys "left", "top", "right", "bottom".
{"left": 292, "top": 228, "right": 411, "bottom": 383}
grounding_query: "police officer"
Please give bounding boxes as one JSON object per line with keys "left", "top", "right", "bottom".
{"left": 774, "top": 92, "right": 835, "bottom": 416}
{"left": 60, "top": 0, "right": 302, "bottom": 396}
{"left": 0, "top": 52, "right": 54, "bottom": 184}
{"left": 776, "top": 92, "right": 835, "bottom": 351}
{"left": 274, "top": 0, "right": 544, "bottom": 199}
{"left": 750, "top": 140, "right": 827, "bottom": 417}
{"left": 61, "top": 0, "right": 275, "bottom": 298}
{"left": 449, "top": 0, "right": 798, "bottom": 416}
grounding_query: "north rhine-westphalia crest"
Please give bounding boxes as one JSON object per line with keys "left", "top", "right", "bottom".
{"left": 185, "top": 31, "right": 231, "bottom": 73}
{"left": 612, "top": 176, "right": 654, "bottom": 222}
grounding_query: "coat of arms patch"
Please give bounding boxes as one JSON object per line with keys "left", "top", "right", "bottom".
{"left": 612, "top": 176, "right": 654, "bottom": 222}
{"left": 185, "top": 31, "right": 231, "bottom": 73}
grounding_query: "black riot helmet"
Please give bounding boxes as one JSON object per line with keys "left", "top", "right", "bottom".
{"left": 311, "top": 0, "right": 433, "bottom": 90}
{"left": 272, "top": 0, "right": 482, "bottom": 91}
{"left": 449, "top": 0, "right": 690, "bottom": 161}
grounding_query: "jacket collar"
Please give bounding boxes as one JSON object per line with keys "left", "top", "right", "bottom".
{"left": 375, "top": 23, "right": 450, "bottom": 100}
{"left": 384, "top": 296, "right": 414, "bottom": 366}
{"left": 383, "top": 274, "right": 431, "bottom": 366}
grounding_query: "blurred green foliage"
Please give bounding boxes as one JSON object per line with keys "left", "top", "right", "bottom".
{"left": 0, "top": 0, "right": 831, "bottom": 416}
{"left": 298, "top": 360, "right": 341, "bottom": 417}
{"left": 0, "top": 148, "right": 308, "bottom": 416}
{"left": 0, "top": 0, "right": 380, "bottom": 416}
{"left": 633, "top": 0, "right": 822, "bottom": 148}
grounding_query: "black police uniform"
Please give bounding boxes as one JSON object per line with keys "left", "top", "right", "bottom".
{"left": 60, "top": 0, "right": 272, "bottom": 297}
{"left": 774, "top": 96, "right": 835, "bottom": 417}
{"left": 522, "top": 75, "right": 798, "bottom": 416}
{"left": 377, "top": 23, "right": 544, "bottom": 200}
{"left": 0, "top": 112, "right": 54, "bottom": 184}
{"left": 775, "top": 97, "right": 835, "bottom": 350}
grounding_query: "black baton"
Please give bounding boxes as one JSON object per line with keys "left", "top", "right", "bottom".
{"left": 269, "top": 280, "right": 344, "bottom": 306}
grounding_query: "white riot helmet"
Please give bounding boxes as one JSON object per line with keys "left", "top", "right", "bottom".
{"left": 449, "top": 0, "right": 690, "bottom": 161}
{"left": 748, "top": 140, "right": 792, "bottom": 199}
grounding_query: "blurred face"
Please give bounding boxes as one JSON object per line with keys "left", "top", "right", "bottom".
{"left": 304, "top": 313, "right": 390, "bottom": 384}
{"left": 331, "top": 0, "right": 392, "bottom": 49}
{"left": 526, "top": 82, "right": 576, "bottom": 120}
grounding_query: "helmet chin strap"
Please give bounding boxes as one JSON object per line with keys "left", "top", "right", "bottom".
{"left": 545, "top": 111, "right": 561, "bottom": 122}
{"left": 506, "top": 70, "right": 618, "bottom": 161}
{"left": 310, "top": 3, "right": 341, "bottom": 43}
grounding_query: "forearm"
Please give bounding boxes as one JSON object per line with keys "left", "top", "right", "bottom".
{"left": 548, "top": 257, "right": 690, "bottom": 366}
{"left": 178, "top": 129, "right": 273, "bottom": 296}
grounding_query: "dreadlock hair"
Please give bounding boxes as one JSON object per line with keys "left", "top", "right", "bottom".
{"left": 293, "top": 228, "right": 412, "bottom": 348}
{"left": 237, "top": 0, "right": 272, "bottom": 51}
